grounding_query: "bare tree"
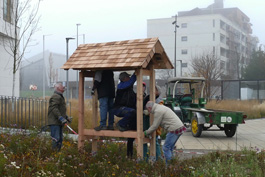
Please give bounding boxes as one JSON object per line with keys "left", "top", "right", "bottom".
{"left": 48, "top": 53, "right": 58, "bottom": 87}
{"left": 2, "top": 0, "right": 41, "bottom": 97}
{"left": 156, "top": 69, "right": 173, "bottom": 80}
{"left": 190, "top": 52, "right": 224, "bottom": 99}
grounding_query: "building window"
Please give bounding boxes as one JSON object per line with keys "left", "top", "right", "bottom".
{"left": 182, "top": 63, "right": 188, "bottom": 67}
{"left": 220, "top": 20, "right": 225, "bottom": 30}
{"left": 181, "top": 23, "right": 187, "bottom": 28}
{"left": 181, "top": 49, "right": 188, "bottom": 54}
{"left": 3, "top": 0, "right": 12, "bottom": 23}
{"left": 220, "top": 47, "right": 226, "bottom": 57}
{"left": 181, "top": 36, "right": 188, "bottom": 41}
{"left": 213, "top": 46, "right": 215, "bottom": 55}
{"left": 213, "top": 33, "right": 215, "bottom": 41}
{"left": 220, "top": 60, "right": 225, "bottom": 70}
{"left": 220, "top": 34, "right": 225, "bottom": 44}
{"left": 213, "top": 19, "right": 215, "bottom": 27}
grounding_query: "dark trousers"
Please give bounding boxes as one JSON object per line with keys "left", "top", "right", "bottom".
{"left": 50, "top": 125, "right": 63, "bottom": 151}
{"left": 127, "top": 117, "right": 137, "bottom": 158}
{"left": 113, "top": 106, "right": 136, "bottom": 128}
{"left": 113, "top": 106, "right": 137, "bottom": 158}
{"left": 127, "top": 138, "right": 135, "bottom": 158}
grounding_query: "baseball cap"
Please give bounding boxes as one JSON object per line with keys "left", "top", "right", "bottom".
{"left": 119, "top": 72, "right": 131, "bottom": 81}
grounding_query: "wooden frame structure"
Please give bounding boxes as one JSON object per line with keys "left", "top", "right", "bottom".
{"left": 62, "top": 37, "right": 173, "bottom": 158}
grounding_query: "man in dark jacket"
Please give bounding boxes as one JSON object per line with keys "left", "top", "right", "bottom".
{"left": 113, "top": 72, "right": 137, "bottom": 158}
{"left": 92, "top": 70, "right": 115, "bottom": 131}
{"left": 48, "top": 83, "right": 71, "bottom": 151}
{"left": 113, "top": 72, "right": 137, "bottom": 131}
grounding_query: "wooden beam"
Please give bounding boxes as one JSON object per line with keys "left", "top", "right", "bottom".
{"left": 84, "top": 129, "right": 138, "bottom": 138}
{"left": 142, "top": 69, "right": 151, "bottom": 76}
{"left": 83, "top": 70, "right": 95, "bottom": 78}
{"left": 78, "top": 71, "right": 85, "bottom": 149}
{"left": 149, "top": 64, "right": 156, "bottom": 158}
{"left": 136, "top": 68, "right": 144, "bottom": 158}
{"left": 91, "top": 77, "right": 99, "bottom": 153}
{"left": 83, "top": 129, "right": 151, "bottom": 143}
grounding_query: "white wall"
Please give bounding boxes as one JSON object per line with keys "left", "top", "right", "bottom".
{"left": 0, "top": 39, "right": 20, "bottom": 97}
{"left": 0, "top": 0, "right": 20, "bottom": 97}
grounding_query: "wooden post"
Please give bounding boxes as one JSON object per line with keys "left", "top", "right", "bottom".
{"left": 78, "top": 71, "right": 84, "bottom": 149}
{"left": 136, "top": 68, "right": 144, "bottom": 158}
{"left": 91, "top": 76, "right": 98, "bottom": 153}
{"left": 149, "top": 65, "right": 156, "bottom": 158}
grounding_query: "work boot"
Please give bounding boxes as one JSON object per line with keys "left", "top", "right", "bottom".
{"left": 94, "top": 125, "right": 107, "bottom": 131}
{"left": 116, "top": 123, "right": 127, "bottom": 132}
{"left": 107, "top": 125, "right": 114, "bottom": 130}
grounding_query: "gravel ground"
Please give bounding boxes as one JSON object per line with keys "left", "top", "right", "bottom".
{"left": 175, "top": 149, "right": 215, "bottom": 161}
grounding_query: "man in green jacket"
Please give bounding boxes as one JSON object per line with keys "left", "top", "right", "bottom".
{"left": 48, "top": 83, "right": 71, "bottom": 151}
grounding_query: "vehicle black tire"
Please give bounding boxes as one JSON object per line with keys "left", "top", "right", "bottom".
{"left": 224, "top": 124, "right": 237, "bottom": 137}
{"left": 191, "top": 117, "right": 203, "bottom": 137}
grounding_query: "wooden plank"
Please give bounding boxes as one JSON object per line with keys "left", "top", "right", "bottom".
{"left": 83, "top": 70, "right": 95, "bottom": 78}
{"left": 136, "top": 68, "right": 144, "bottom": 158}
{"left": 142, "top": 69, "right": 151, "bottom": 76}
{"left": 149, "top": 64, "right": 156, "bottom": 158}
{"left": 78, "top": 71, "right": 85, "bottom": 149}
{"left": 83, "top": 129, "right": 151, "bottom": 143}
{"left": 161, "top": 51, "right": 174, "bottom": 69}
{"left": 84, "top": 129, "right": 138, "bottom": 138}
{"left": 154, "top": 40, "right": 164, "bottom": 54}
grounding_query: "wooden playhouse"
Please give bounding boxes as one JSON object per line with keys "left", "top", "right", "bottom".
{"left": 61, "top": 37, "right": 173, "bottom": 158}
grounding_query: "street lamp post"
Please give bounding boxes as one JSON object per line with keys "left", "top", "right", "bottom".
{"left": 76, "top": 23, "right": 81, "bottom": 98}
{"left": 172, "top": 15, "right": 179, "bottom": 77}
{"left": 177, "top": 60, "right": 182, "bottom": 76}
{"left": 43, "top": 34, "right": 52, "bottom": 99}
{"left": 66, "top": 37, "right": 75, "bottom": 104}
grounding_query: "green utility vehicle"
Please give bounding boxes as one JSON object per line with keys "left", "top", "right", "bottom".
{"left": 163, "top": 77, "right": 246, "bottom": 137}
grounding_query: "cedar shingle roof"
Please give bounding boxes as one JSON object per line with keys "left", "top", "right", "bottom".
{"left": 62, "top": 37, "right": 173, "bottom": 71}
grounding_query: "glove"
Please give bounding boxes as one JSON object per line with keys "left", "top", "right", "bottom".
{"left": 59, "top": 116, "right": 67, "bottom": 125}
{"left": 143, "top": 110, "right": 149, "bottom": 116}
{"left": 66, "top": 115, "right": 72, "bottom": 123}
{"left": 144, "top": 131, "right": 152, "bottom": 139}
{"left": 91, "top": 90, "right": 95, "bottom": 95}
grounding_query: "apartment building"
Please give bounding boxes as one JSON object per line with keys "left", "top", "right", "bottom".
{"left": 0, "top": 0, "right": 20, "bottom": 97}
{"left": 147, "top": 0, "right": 259, "bottom": 79}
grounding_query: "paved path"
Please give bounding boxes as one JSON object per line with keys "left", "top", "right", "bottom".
{"left": 176, "top": 118, "right": 265, "bottom": 151}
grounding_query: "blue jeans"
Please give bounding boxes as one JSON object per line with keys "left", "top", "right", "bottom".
{"left": 50, "top": 125, "right": 63, "bottom": 151}
{"left": 162, "top": 132, "right": 181, "bottom": 163}
{"left": 99, "top": 97, "right": 114, "bottom": 127}
{"left": 113, "top": 106, "right": 136, "bottom": 129}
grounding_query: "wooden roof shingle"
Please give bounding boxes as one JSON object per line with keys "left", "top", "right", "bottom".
{"left": 62, "top": 37, "right": 173, "bottom": 71}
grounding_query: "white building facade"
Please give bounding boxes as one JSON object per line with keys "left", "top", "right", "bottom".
{"left": 147, "top": 0, "right": 258, "bottom": 79}
{"left": 0, "top": 0, "right": 20, "bottom": 97}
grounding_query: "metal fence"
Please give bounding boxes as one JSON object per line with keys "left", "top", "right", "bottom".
{"left": 0, "top": 96, "right": 49, "bottom": 129}
{"left": 221, "top": 80, "right": 265, "bottom": 101}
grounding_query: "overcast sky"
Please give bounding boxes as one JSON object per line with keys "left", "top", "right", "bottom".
{"left": 23, "top": 0, "right": 265, "bottom": 59}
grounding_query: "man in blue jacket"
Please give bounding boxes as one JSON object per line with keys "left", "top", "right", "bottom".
{"left": 113, "top": 72, "right": 137, "bottom": 131}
